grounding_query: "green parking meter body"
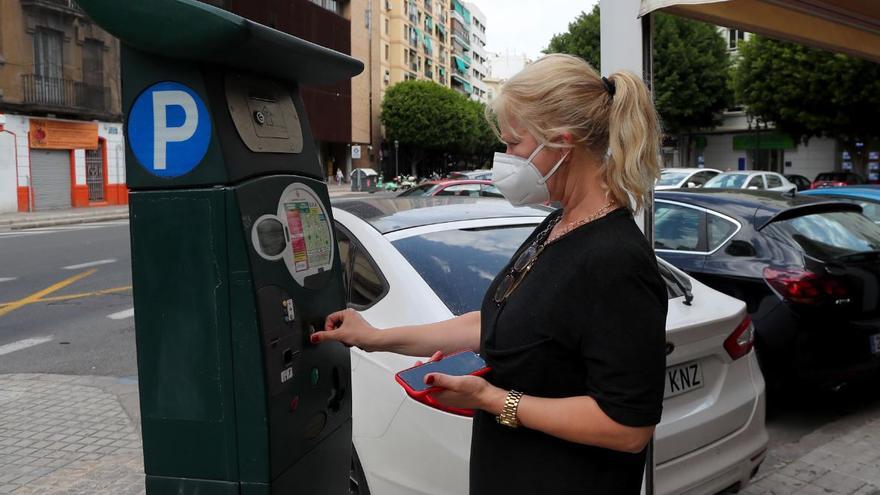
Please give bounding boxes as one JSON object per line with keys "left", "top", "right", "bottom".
{"left": 75, "top": 1, "right": 364, "bottom": 493}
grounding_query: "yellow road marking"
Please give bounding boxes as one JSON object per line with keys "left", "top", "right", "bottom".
{"left": 0, "top": 269, "right": 97, "bottom": 318}
{"left": 34, "top": 286, "right": 132, "bottom": 304}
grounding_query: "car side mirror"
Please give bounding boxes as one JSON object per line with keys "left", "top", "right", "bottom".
{"left": 725, "top": 240, "right": 756, "bottom": 257}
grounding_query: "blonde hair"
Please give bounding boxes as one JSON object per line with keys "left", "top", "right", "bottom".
{"left": 487, "top": 53, "right": 661, "bottom": 213}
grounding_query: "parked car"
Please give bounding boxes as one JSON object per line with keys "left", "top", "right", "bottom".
{"left": 333, "top": 196, "right": 767, "bottom": 495}
{"left": 448, "top": 169, "right": 493, "bottom": 181}
{"left": 811, "top": 171, "right": 866, "bottom": 189}
{"left": 397, "top": 179, "right": 501, "bottom": 198}
{"left": 703, "top": 171, "right": 797, "bottom": 193}
{"left": 800, "top": 186, "right": 880, "bottom": 225}
{"left": 785, "top": 174, "right": 812, "bottom": 192}
{"left": 656, "top": 168, "right": 721, "bottom": 190}
{"left": 653, "top": 189, "right": 880, "bottom": 390}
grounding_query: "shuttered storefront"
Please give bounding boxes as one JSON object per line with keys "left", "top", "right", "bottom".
{"left": 31, "top": 149, "right": 71, "bottom": 210}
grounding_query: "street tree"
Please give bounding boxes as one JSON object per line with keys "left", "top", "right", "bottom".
{"left": 734, "top": 35, "right": 880, "bottom": 169}
{"left": 380, "top": 80, "right": 500, "bottom": 176}
{"left": 545, "top": 10, "right": 732, "bottom": 165}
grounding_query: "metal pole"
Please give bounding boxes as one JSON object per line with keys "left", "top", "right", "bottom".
{"left": 641, "top": 12, "right": 656, "bottom": 495}
{"left": 394, "top": 139, "right": 399, "bottom": 178}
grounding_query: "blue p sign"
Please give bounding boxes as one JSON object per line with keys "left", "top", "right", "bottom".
{"left": 128, "top": 82, "right": 211, "bottom": 178}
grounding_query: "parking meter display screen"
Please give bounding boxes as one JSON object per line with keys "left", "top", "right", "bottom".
{"left": 284, "top": 201, "right": 332, "bottom": 273}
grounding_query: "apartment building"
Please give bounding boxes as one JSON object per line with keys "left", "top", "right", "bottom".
{"left": 465, "top": 2, "right": 488, "bottom": 102}
{"left": 0, "top": 0, "right": 126, "bottom": 213}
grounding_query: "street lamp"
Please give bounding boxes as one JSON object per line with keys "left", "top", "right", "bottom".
{"left": 394, "top": 139, "right": 399, "bottom": 178}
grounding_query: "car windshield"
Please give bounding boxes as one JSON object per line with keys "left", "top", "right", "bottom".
{"left": 657, "top": 171, "right": 690, "bottom": 186}
{"left": 767, "top": 211, "right": 880, "bottom": 260}
{"left": 398, "top": 184, "right": 437, "bottom": 197}
{"left": 816, "top": 173, "right": 849, "bottom": 182}
{"left": 705, "top": 174, "right": 749, "bottom": 188}
{"left": 392, "top": 225, "right": 537, "bottom": 315}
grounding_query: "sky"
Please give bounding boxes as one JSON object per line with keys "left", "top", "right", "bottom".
{"left": 470, "top": 0, "right": 599, "bottom": 61}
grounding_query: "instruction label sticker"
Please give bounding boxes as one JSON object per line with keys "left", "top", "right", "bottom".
{"left": 128, "top": 81, "right": 212, "bottom": 178}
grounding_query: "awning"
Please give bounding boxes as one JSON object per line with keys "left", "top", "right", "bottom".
{"left": 436, "top": 24, "right": 446, "bottom": 36}
{"left": 425, "top": 16, "right": 433, "bottom": 31}
{"left": 453, "top": 57, "right": 469, "bottom": 71}
{"left": 732, "top": 132, "right": 796, "bottom": 150}
{"left": 639, "top": 0, "right": 880, "bottom": 63}
{"left": 424, "top": 36, "right": 433, "bottom": 51}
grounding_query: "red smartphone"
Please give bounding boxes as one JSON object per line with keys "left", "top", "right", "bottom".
{"left": 395, "top": 350, "right": 491, "bottom": 416}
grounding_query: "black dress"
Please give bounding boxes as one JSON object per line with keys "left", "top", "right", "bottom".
{"left": 470, "top": 207, "right": 668, "bottom": 495}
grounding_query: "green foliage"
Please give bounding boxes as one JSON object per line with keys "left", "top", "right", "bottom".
{"left": 734, "top": 35, "right": 880, "bottom": 143}
{"left": 545, "top": 5, "right": 601, "bottom": 68}
{"left": 543, "top": 9, "right": 731, "bottom": 137}
{"left": 379, "top": 80, "right": 502, "bottom": 173}
{"left": 653, "top": 13, "right": 732, "bottom": 134}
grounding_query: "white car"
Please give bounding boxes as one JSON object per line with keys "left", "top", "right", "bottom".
{"left": 703, "top": 171, "right": 797, "bottom": 193}
{"left": 333, "top": 197, "right": 768, "bottom": 495}
{"left": 656, "top": 168, "right": 722, "bottom": 190}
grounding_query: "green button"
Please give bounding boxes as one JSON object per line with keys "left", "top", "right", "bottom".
{"left": 310, "top": 368, "right": 319, "bottom": 386}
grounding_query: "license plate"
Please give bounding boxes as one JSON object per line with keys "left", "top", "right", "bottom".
{"left": 871, "top": 334, "right": 880, "bottom": 355}
{"left": 664, "top": 361, "right": 704, "bottom": 399}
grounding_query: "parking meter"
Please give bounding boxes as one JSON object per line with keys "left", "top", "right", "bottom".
{"left": 76, "top": 1, "right": 363, "bottom": 493}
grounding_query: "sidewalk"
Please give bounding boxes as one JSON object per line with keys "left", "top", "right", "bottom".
{"left": 0, "top": 184, "right": 365, "bottom": 232}
{"left": 2, "top": 373, "right": 880, "bottom": 494}
{"left": 0, "top": 206, "right": 129, "bottom": 231}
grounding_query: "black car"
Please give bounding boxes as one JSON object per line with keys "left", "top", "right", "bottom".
{"left": 785, "top": 174, "right": 812, "bottom": 192}
{"left": 653, "top": 189, "right": 880, "bottom": 389}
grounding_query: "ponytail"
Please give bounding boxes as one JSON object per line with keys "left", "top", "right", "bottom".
{"left": 605, "top": 71, "right": 661, "bottom": 214}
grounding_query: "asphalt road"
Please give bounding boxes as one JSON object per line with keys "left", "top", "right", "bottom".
{"left": 0, "top": 220, "right": 135, "bottom": 377}
{"left": 1, "top": 214, "right": 879, "bottom": 478}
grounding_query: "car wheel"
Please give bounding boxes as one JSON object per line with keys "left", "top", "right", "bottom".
{"left": 350, "top": 446, "right": 371, "bottom": 495}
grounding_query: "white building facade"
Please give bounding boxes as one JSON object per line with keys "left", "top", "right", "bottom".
{"left": 465, "top": 2, "right": 489, "bottom": 102}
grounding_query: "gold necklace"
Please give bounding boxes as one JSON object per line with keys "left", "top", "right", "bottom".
{"left": 545, "top": 201, "right": 619, "bottom": 245}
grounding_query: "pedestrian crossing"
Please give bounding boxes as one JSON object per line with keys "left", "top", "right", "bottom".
{"left": 0, "top": 220, "right": 129, "bottom": 239}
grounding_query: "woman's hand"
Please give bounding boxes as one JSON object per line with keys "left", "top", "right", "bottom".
{"left": 424, "top": 372, "right": 508, "bottom": 415}
{"left": 312, "top": 308, "right": 382, "bottom": 351}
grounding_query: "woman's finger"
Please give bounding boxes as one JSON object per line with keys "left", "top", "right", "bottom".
{"left": 324, "top": 309, "right": 349, "bottom": 332}
{"left": 428, "top": 351, "right": 443, "bottom": 362}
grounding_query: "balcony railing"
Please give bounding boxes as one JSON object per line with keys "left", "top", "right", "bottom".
{"left": 21, "top": 74, "right": 111, "bottom": 115}
{"left": 20, "top": 0, "right": 84, "bottom": 16}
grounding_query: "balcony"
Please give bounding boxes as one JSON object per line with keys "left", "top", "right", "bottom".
{"left": 21, "top": 74, "right": 112, "bottom": 116}
{"left": 20, "top": 0, "right": 84, "bottom": 16}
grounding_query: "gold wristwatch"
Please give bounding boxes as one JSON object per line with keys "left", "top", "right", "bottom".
{"left": 496, "top": 390, "right": 524, "bottom": 428}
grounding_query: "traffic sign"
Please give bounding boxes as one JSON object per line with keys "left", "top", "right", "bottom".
{"left": 128, "top": 81, "right": 212, "bottom": 178}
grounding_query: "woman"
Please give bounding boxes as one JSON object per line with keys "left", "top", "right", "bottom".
{"left": 311, "top": 54, "right": 667, "bottom": 494}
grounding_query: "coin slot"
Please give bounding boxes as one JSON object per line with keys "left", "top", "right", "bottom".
{"left": 283, "top": 348, "right": 293, "bottom": 365}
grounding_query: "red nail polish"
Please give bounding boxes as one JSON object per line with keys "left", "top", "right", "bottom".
{"left": 310, "top": 334, "right": 318, "bottom": 344}
{"left": 426, "top": 376, "right": 435, "bottom": 385}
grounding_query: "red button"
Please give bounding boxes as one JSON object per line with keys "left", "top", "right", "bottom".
{"left": 289, "top": 396, "right": 300, "bottom": 413}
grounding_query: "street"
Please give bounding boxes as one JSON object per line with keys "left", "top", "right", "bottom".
{"left": 1, "top": 218, "right": 880, "bottom": 494}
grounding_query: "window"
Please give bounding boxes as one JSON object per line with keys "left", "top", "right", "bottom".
{"left": 480, "top": 184, "right": 503, "bottom": 198}
{"left": 392, "top": 225, "right": 538, "bottom": 315}
{"left": 766, "top": 211, "right": 880, "bottom": 261}
{"left": 309, "top": 0, "right": 340, "bottom": 14}
{"left": 855, "top": 201, "right": 880, "bottom": 224}
{"left": 385, "top": 18, "right": 389, "bottom": 34}
{"left": 436, "top": 184, "right": 480, "bottom": 197}
{"left": 654, "top": 202, "right": 705, "bottom": 252}
{"left": 689, "top": 171, "right": 717, "bottom": 187}
{"left": 384, "top": 44, "right": 389, "bottom": 60}
{"left": 334, "top": 227, "right": 354, "bottom": 297}
{"left": 708, "top": 214, "right": 738, "bottom": 251}
{"left": 747, "top": 175, "right": 765, "bottom": 189}
{"left": 34, "top": 28, "right": 63, "bottom": 79}
{"left": 705, "top": 173, "right": 748, "bottom": 189}
{"left": 766, "top": 174, "right": 782, "bottom": 188}
{"left": 350, "top": 249, "right": 385, "bottom": 306}
{"left": 729, "top": 29, "right": 745, "bottom": 49}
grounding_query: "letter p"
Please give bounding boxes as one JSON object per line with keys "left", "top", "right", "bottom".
{"left": 152, "top": 90, "right": 198, "bottom": 170}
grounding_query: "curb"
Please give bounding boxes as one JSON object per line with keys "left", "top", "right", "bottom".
{"left": 6, "top": 212, "right": 130, "bottom": 231}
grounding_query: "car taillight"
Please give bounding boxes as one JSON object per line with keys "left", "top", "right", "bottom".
{"left": 724, "top": 316, "right": 754, "bottom": 360}
{"left": 763, "top": 267, "right": 848, "bottom": 305}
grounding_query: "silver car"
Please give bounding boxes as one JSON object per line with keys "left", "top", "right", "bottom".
{"left": 704, "top": 171, "right": 797, "bottom": 193}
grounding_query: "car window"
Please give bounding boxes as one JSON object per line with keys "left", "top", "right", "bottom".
{"left": 705, "top": 174, "right": 748, "bottom": 188}
{"left": 856, "top": 201, "right": 880, "bottom": 224}
{"left": 766, "top": 211, "right": 880, "bottom": 260}
{"left": 480, "top": 184, "right": 504, "bottom": 198}
{"left": 747, "top": 175, "right": 765, "bottom": 189}
{"left": 657, "top": 171, "right": 689, "bottom": 186}
{"left": 392, "top": 225, "right": 537, "bottom": 315}
{"left": 766, "top": 174, "right": 782, "bottom": 188}
{"left": 654, "top": 202, "right": 706, "bottom": 252}
{"left": 334, "top": 227, "right": 354, "bottom": 298}
{"left": 708, "top": 214, "right": 738, "bottom": 251}
{"left": 398, "top": 184, "right": 437, "bottom": 197}
{"left": 349, "top": 248, "right": 386, "bottom": 307}
{"left": 436, "top": 184, "right": 481, "bottom": 197}
{"left": 690, "top": 171, "right": 716, "bottom": 186}
{"left": 474, "top": 173, "right": 492, "bottom": 180}
{"left": 816, "top": 173, "right": 847, "bottom": 182}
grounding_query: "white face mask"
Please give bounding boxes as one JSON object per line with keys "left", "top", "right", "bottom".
{"left": 491, "top": 144, "right": 570, "bottom": 206}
